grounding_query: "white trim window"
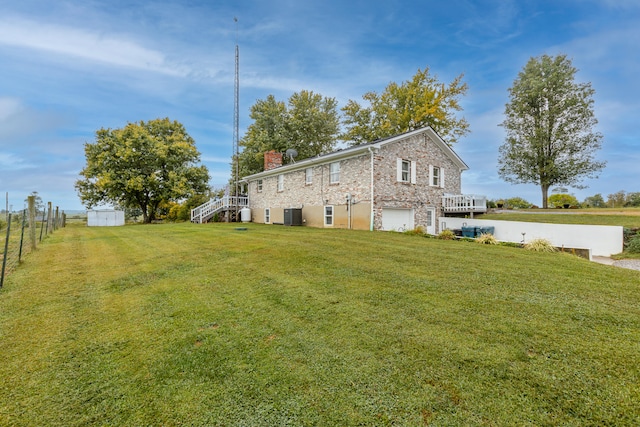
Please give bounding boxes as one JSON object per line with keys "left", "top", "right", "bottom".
{"left": 324, "top": 205, "right": 334, "bottom": 226}
{"left": 257, "top": 179, "right": 263, "bottom": 192}
{"left": 397, "top": 158, "right": 417, "bottom": 184}
{"left": 305, "top": 167, "right": 313, "bottom": 185}
{"left": 429, "top": 165, "right": 445, "bottom": 188}
{"left": 264, "top": 208, "right": 271, "bottom": 224}
{"left": 277, "top": 174, "right": 284, "bottom": 192}
{"left": 330, "top": 162, "right": 340, "bottom": 184}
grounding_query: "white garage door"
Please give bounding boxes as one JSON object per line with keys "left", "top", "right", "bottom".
{"left": 381, "top": 208, "right": 414, "bottom": 231}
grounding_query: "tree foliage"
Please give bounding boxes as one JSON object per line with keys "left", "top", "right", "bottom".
{"left": 625, "top": 192, "right": 640, "bottom": 207}
{"left": 582, "top": 193, "right": 606, "bottom": 208}
{"left": 504, "top": 197, "right": 532, "bottom": 209}
{"left": 606, "top": 190, "right": 627, "bottom": 208}
{"left": 76, "top": 118, "right": 210, "bottom": 223}
{"left": 341, "top": 67, "right": 469, "bottom": 145}
{"left": 498, "top": 54, "right": 605, "bottom": 208}
{"left": 548, "top": 193, "right": 579, "bottom": 208}
{"left": 236, "top": 91, "right": 340, "bottom": 178}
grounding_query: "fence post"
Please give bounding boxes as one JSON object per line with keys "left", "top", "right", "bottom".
{"left": 39, "top": 210, "right": 46, "bottom": 242}
{"left": 28, "top": 196, "right": 36, "bottom": 250}
{"left": 1, "top": 213, "right": 12, "bottom": 288}
{"left": 54, "top": 207, "right": 59, "bottom": 231}
{"left": 46, "top": 202, "right": 52, "bottom": 236}
{"left": 18, "top": 210, "right": 27, "bottom": 263}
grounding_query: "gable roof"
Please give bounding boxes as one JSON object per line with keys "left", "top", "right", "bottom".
{"left": 241, "top": 126, "right": 469, "bottom": 182}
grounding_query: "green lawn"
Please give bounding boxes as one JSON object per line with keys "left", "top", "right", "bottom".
{"left": 480, "top": 209, "right": 640, "bottom": 228}
{"left": 1, "top": 223, "right": 639, "bottom": 425}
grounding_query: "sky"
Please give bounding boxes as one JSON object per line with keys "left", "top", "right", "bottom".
{"left": 1, "top": 0, "right": 638, "bottom": 211}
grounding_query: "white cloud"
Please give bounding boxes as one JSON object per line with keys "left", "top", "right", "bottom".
{"left": 0, "top": 153, "right": 31, "bottom": 171}
{"left": 0, "top": 97, "right": 23, "bottom": 120}
{"left": 0, "top": 97, "right": 66, "bottom": 142}
{"left": 0, "top": 17, "right": 189, "bottom": 76}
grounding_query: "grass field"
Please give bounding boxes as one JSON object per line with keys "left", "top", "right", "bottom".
{"left": 479, "top": 208, "right": 640, "bottom": 228}
{"left": 1, "top": 223, "right": 639, "bottom": 425}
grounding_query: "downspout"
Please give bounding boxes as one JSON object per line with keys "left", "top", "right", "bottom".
{"left": 368, "top": 146, "right": 375, "bottom": 231}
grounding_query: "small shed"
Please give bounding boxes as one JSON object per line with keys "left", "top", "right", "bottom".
{"left": 87, "top": 210, "right": 125, "bottom": 227}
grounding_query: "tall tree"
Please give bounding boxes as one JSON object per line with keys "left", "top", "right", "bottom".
{"left": 236, "top": 90, "right": 340, "bottom": 178}
{"left": 76, "top": 118, "right": 210, "bottom": 223}
{"left": 236, "top": 95, "right": 289, "bottom": 179}
{"left": 498, "top": 54, "right": 605, "bottom": 208}
{"left": 341, "top": 67, "right": 469, "bottom": 145}
{"left": 287, "top": 90, "right": 340, "bottom": 159}
{"left": 582, "top": 193, "right": 606, "bottom": 208}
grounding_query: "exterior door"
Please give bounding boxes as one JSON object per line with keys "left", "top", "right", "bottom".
{"left": 381, "top": 208, "right": 414, "bottom": 231}
{"left": 426, "top": 207, "right": 436, "bottom": 235}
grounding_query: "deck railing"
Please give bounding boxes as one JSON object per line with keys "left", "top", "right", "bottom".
{"left": 191, "top": 196, "right": 249, "bottom": 223}
{"left": 442, "top": 194, "right": 487, "bottom": 213}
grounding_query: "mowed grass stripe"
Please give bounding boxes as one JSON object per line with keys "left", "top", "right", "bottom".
{"left": 1, "top": 223, "right": 639, "bottom": 425}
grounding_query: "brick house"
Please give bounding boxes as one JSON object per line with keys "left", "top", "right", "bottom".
{"left": 236, "top": 126, "right": 485, "bottom": 233}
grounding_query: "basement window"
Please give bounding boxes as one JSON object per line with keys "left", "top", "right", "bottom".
{"left": 324, "top": 205, "right": 334, "bottom": 226}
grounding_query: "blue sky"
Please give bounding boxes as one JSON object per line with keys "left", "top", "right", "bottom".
{"left": 1, "top": 0, "right": 638, "bottom": 211}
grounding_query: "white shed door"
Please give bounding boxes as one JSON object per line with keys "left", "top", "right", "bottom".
{"left": 381, "top": 208, "right": 414, "bottom": 231}
{"left": 426, "top": 207, "right": 436, "bottom": 235}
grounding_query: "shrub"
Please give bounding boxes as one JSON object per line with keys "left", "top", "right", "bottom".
{"left": 476, "top": 233, "right": 498, "bottom": 245}
{"left": 437, "top": 229, "right": 456, "bottom": 240}
{"left": 404, "top": 226, "right": 426, "bottom": 236}
{"left": 524, "top": 238, "right": 557, "bottom": 252}
{"left": 505, "top": 197, "right": 532, "bottom": 209}
{"left": 626, "top": 235, "right": 640, "bottom": 253}
{"left": 548, "top": 193, "right": 579, "bottom": 208}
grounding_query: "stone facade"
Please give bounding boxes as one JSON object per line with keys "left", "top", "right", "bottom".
{"left": 243, "top": 127, "right": 466, "bottom": 232}
{"left": 371, "top": 132, "right": 462, "bottom": 230}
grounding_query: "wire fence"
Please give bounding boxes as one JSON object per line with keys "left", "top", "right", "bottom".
{"left": 1, "top": 200, "right": 66, "bottom": 288}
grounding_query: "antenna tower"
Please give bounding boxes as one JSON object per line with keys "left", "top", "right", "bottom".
{"left": 233, "top": 17, "right": 240, "bottom": 220}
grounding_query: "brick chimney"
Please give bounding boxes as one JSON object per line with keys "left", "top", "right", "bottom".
{"left": 264, "top": 150, "right": 283, "bottom": 171}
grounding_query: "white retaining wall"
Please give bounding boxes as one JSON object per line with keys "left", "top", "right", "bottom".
{"left": 439, "top": 218, "right": 623, "bottom": 257}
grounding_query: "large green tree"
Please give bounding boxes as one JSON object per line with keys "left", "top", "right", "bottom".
{"left": 236, "top": 90, "right": 340, "bottom": 178}
{"left": 498, "top": 54, "right": 605, "bottom": 208}
{"left": 341, "top": 67, "right": 469, "bottom": 145}
{"left": 76, "top": 118, "right": 210, "bottom": 223}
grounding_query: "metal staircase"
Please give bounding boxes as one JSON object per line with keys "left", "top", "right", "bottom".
{"left": 191, "top": 196, "right": 249, "bottom": 224}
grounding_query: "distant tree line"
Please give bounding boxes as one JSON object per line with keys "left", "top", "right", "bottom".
{"left": 488, "top": 190, "right": 640, "bottom": 210}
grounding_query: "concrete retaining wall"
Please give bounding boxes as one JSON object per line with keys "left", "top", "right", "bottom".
{"left": 439, "top": 217, "right": 623, "bottom": 257}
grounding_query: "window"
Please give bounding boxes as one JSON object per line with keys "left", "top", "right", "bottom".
{"left": 264, "top": 208, "right": 270, "bottom": 224}
{"left": 330, "top": 162, "right": 340, "bottom": 184}
{"left": 401, "top": 160, "right": 410, "bottom": 182}
{"left": 277, "top": 174, "right": 284, "bottom": 192}
{"left": 257, "top": 179, "right": 263, "bottom": 192}
{"left": 324, "top": 205, "right": 334, "bottom": 226}
{"left": 397, "top": 158, "right": 416, "bottom": 184}
{"left": 429, "top": 165, "right": 444, "bottom": 187}
{"left": 305, "top": 167, "right": 313, "bottom": 184}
